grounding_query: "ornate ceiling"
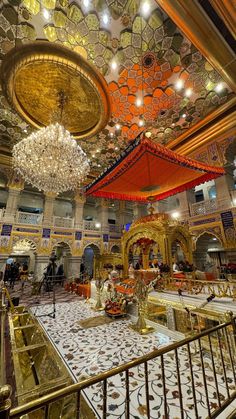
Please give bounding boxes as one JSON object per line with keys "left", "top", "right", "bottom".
{"left": 0, "top": 0, "right": 234, "bottom": 175}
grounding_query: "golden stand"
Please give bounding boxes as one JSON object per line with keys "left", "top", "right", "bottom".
{"left": 0, "top": 286, "right": 15, "bottom": 312}
{"left": 130, "top": 273, "right": 155, "bottom": 335}
{"left": 93, "top": 274, "right": 105, "bottom": 311}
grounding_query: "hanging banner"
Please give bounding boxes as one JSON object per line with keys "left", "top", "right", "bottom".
{"left": 221, "top": 210, "right": 236, "bottom": 246}
{"left": 41, "top": 228, "right": 51, "bottom": 250}
{"left": 42, "top": 228, "right": 51, "bottom": 239}
{"left": 75, "top": 231, "right": 82, "bottom": 241}
{"left": 0, "top": 224, "right": 12, "bottom": 248}
{"left": 1, "top": 224, "right": 12, "bottom": 236}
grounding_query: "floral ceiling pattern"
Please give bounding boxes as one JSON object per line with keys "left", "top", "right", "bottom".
{"left": 0, "top": 0, "right": 233, "bottom": 174}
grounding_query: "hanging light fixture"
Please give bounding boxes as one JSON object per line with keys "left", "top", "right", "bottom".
{"left": 12, "top": 92, "right": 90, "bottom": 194}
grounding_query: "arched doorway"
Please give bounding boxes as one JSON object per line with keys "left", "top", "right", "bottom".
{"left": 52, "top": 242, "right": 72, "bottom": 278}
{"left": 82, "top": 244, "right": 100, "bottom": 278}
{"left": 11, "top": 239, "right": 37, "bottom": 272}
{"left": 194, "top": 233, "right": 224, "bottom": 275}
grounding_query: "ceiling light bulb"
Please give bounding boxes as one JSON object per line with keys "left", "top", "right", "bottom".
{"left": 175, "top": 79, "right": 184, "bottom": 90}
{"left": 96, "top": 149, "right": 100, "bottom": 153}
{"left": 215, "top": 82, "right": 223, "bottom": 92}
{"left": 110, "top": 132, "right": 114, "bottom": 137}
{"left": 136, "top": 98, "right": 142, "bottom": 107}
{"left": 141, "top": 1, "right": 150, "bottom": 16}
{"left": 95, "top": 222, "right": 101, "bottom": 228}
{"left": 92, "top": 154, "right": 95, "bottom": 158}
{"left": 115, "top": 147, "right": 119, "bottom": 150}
{"left": 111, "top": 60, "right": 117, "bottom": 70}
{"left": 43, "top": 9, "right": 50, "bottom": 20}
{"left": 172, "top": 211, "right": 180, "bottom": 219}
{"left": 23, "top": 128, "right": 27, "bottom": 133}
{"left": 102, "top": 13, "right": 109, "bottom": 25}
{"left": 145, "top": 131, "right": 152, "bottom": 138}
{"left": 115, "top": 124, "right": 121, "bottom": 130}
{"left": 212, "top": 238, "right": 217, "bottom": 241}
{"left": 138, "top": 119, "right": 144, "bottom": 127}
{"left": 182, "top": 113, "right": 186, "bottom": 118}
{"left": 185, "top": 88, "right": 192, "bottom": 97}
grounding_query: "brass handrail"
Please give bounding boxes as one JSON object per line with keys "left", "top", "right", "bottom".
{"left": 163, "top": 276, "right": 236, "bottom": 299}
{"left": 8, "top": 316, "right": 236, "bottom": 418}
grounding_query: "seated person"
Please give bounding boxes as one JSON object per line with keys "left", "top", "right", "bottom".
{"left": 128, "top": 264, "right": 135, "bottom": 279}
{"left": 109, "top": 267, "right": 119, "bottom": 284}
{"left": 173, "top": 262, "right": 180, "bottom": 272}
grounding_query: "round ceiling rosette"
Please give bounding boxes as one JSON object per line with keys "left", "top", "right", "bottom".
{"left": 1, "top": 42, "right": 111, "bottom": 140}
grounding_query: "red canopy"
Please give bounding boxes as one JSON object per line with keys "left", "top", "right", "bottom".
{"left": 86, "top": 135, "right": 224, "bottom": 202}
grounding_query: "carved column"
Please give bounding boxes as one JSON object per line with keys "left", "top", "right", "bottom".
{"left": 96, "top": 198, "right": 109, "bottom": 232}
{"left": 74, "top": 192, "right": 86, "bottom": 229}
{"left": 3, "top": 174, "right": 24, "bottom": 223}
{"left": 67, "top": 256, "right": 82, "bottom": 278}
{"left": 116, "top": 201, "right": 126, "bottom": 227}
{"left": 215, "top": 175, "right": 233, "bottom": 210}
{"left": 176, "top": 190, "right": 195, "bottom": 218}
{"left": 133, "top": 202, "right": 142, "bottom": 221}
{"left": 43, "top": 192, "right": 57, "bottom": 226}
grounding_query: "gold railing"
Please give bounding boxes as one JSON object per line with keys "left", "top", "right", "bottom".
{"left": 163, "top": 276, "right": 236, "bottom": 299}
{"left": 1, "top": 315, "right": 236, "bottom": 419}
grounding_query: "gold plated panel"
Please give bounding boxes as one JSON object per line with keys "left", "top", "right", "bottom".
{"left": 1, "top": 42, "right": 111, "bottom": 140}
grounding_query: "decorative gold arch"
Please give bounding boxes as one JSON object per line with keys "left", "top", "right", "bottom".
{"left": 82, "top": 242, "right": 101, "bottom": 254}
{"left": 122, "top": 214, "right": 193, "bottom": 275}
{"left": 52, "top": 240, "right": 72, "bottom": 255}
{"left": 11, "top": 237, "right": 38, "bottom": 254}
{"left": 194, "top": 231, "right": 224, "bottom": 249}
{"left": 170, "top": 226, "right": 193, "bottom": 263}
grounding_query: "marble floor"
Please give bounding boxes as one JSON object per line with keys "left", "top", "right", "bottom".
{"left": 31, "top": 300, "right": 236, "bottom": 419}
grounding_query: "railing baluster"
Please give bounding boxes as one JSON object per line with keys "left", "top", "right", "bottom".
{"left": 103, "top": 379, "right": 107, "bottom": 419}
{"left": 44, "top": 403, "right": 49, "bottom": 419}
{"left": 208, "top": 334, "right": 221, "bottom": 408}
{"left": 224, "top": 327, "right": 236, "bottom": 386}
{"left": 125, "top": 370, "right": 130, "bottom": 419}
{"left": 186, "top": 343, "right": 198, "bottom": 418}
{"left": 160, "top": 354, "right": 168, "bottom": 419}
{"left": 174, "top": 349, "right": 184, "bottom": 419}
{"left": 216, "top": 329, "right": 230, "bottom": 398}
{"left": 144, "top": 361, "right": 150, "bottom": 419}
{"left": 76, "top": 390, "right": 81, "bottom": 419}
{"left": 198, "top": 338, "right": 211, "bottom": 417}
{"left": 8, "top": 318, "right": 236, "bottom": 419}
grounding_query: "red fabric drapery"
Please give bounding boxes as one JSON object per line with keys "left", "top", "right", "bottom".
{"left": 86, "top": 136, "right": 225, "bottom": 202}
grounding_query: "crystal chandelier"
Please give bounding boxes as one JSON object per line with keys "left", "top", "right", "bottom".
{"left": 13, "top": 123, "right": 90, "bottom": 194}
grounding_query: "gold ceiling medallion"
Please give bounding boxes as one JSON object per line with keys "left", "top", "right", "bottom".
{"left": 1, "top": 42, "right": 111, "bottom": 140}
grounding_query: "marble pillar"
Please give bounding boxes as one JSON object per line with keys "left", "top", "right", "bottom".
{"left": 34, "top": 255, "right": 50, "bottom": 280}
{"left": 133, "top": 202, "right": 143, "bottom": 221}
{"left": 96, "top": 198, "right": 109, "bottom": 232}
{"left": 116, "top": 201, "right": 126, "bottom": 227}
{"left": 67, "top": 256, "right": 82, "bottom": 278}
{"left": 4, "top": 188, "right": 22, "bottom": 223}
{"left": 43, "top": 193, "right": 56, "bottom": 226}
{"left": 215, "top": 175, "right": 233, "bottom": 209}
{"left": 74, "top": 192, "right": 86, "bottom": 230}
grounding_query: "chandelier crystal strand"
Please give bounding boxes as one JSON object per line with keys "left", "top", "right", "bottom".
{"left": 13, "top": 123, "right": 90, "bottom": 194}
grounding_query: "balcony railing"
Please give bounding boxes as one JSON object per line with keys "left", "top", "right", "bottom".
{"left": 16, "top": 211, "right": 43, "bottom": 225}
{"left": 53, "top": 216, "right": 74, "bottom": 228}
{"left": 109, "top": 224, "right": 122, "bottom": 233}
{"left": 190, "top": 198, "right": 218, "bottom": 216}
{"left": 83, "top": 220, "right": 101, "bottom": 231}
